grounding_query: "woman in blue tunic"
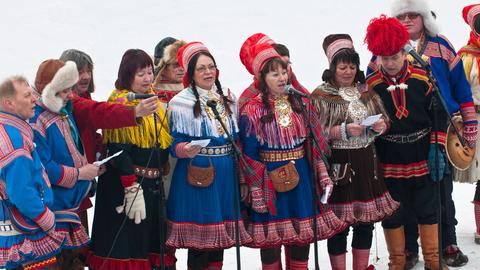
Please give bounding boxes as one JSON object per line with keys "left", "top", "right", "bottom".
{"left": 166, "top": 42, "right": 252, "bottom": 270}
{"left": 239, "top": 43, "right": 346, "bottom": 269}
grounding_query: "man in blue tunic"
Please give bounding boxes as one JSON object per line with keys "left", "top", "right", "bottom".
{"left": 0, "top": 76, "right": 64, "bottom": 269}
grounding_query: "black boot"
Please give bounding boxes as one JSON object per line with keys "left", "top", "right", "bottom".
{"left": 404, "top": 250, "right": 419, "bottom": 270}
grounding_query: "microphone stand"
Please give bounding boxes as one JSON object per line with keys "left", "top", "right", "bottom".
{"left": 291, "top": 92, "right": 328, "bottom": 270}
{"left": 423, "top": 63, "right": 453, "bottom": 270}
{"left": 153, "top": 109, "right": 169, "bottom": 270}
{"left": 207, "top": 101, "right": 253, "bottom": 270}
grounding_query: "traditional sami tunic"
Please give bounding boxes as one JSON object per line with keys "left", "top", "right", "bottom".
{"left": 239, "top": 94, "right": 346, "bottom": 248}
{"left": 367, "top": 34, "right": 475, "bottom": 118}
{"left": 311, "top": 83, "right": 399, "bottom": 224}
{"left": 166, "top": 86, "right": 252, "bottom": 250}
{"left": 368, "top": 63, "right": 448, "bottom": 227}
{"left": 0, "top": 112, "right": 64, "bottom": 269}
{"left": 88, "top": 89, "right": 172, "bottom": 270}
{"left": 29, "top": 101, "right": 91, "bottom": 249}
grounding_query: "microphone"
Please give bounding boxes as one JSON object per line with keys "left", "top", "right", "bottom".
{"left": 206, "top": 100, "right": 220, "bottom": 118}
{"left": 284, "top": 84, "right": 309, "bottom": 98}
{"left": 126, "top": 92, "right": 166, "bottom": 101}
{"left": 403, "top": 44, "right": 430, "bottom": 70}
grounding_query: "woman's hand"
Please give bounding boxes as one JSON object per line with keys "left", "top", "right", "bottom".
{"left": 98, "top": 164, "right": 107, "bottom": 176}
{"left": 182, "top": 143, "right": 202, "bottom": 158}
{"left": 347, "top": 123, "right": 366, "bottom": 137}
{"left": 240, "top": 184, "right": 249, "bottom": 202}
{"left": 134, "top": 96, "right": 158, "bottom": 117}
{"left": 372, "top": 118, "right": 387, "bottom": 134}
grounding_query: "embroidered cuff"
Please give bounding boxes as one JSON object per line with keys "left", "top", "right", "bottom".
{"left": 460, "top": 102, "right": 477, "bottom": 124}
{"left": 33, "top": 206, "right": 55, "bottom": 232}
{"left": 57, "top": 166, "right": 79, "bottom": 188}
{"left": 120, "top": 174, "right": 137, "bottom": 188}
{"left": 430, "top": 132, "right": 446, "bottom": 147}
{"left": 341, "top": 122, "right": 348, "bottom": 141}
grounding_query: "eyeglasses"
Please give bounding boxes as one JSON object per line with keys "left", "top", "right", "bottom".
{"left": 166, "top": 62, "right": 181, "bottom": 69}
{"left": 195, "top": 65, "right": 217, "bottom": 74}
{"left": 396, "top": 12, "right": 420, "bottom": 20}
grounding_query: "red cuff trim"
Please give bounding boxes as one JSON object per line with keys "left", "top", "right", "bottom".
{"left": 33, "top": 206, "right": 55, "bottom": 232}
{"left": 460, "top": 101, "right": 475, "bottom": 108}
{"left": 57, "top": 166, "right": 78, "bottom": 188}
{"left": 430, "top": 132, "right": 446, "bottom": 146}
{"left": 120, "top": 174, "right": 137, "bottom": 188}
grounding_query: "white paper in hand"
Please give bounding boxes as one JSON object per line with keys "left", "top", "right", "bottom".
{"left": 320, "top": 186, "right": 331, "bottom": 204}
{"left": 361, "top": 114, "right": 382, "bottom": 127}
{"left": 93, "top": 150, "right": 124, "bottom": 166}
{"left": 190, "top": 139, "right": 210, "bottom": 148}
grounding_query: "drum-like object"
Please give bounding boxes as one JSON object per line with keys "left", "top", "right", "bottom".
{"left": 446, "top": 116, "right": 476, "bottom": 171}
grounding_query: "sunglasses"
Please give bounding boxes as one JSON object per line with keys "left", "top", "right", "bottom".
{"left": 396, "top": 12, "right": 421, "bottom": 20}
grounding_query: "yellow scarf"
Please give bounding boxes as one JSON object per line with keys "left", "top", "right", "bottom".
{"left": 103, "top": 89, "right": 172, "bottom": 149}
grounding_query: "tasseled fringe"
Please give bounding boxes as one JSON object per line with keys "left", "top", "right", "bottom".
{"left": 103, "top": 114, "right": 172, "bottom": 149}
{"left": 242, "top": 104, "right": 306, "bottom": 149}
{"left": 169, "top": 102, "right": 238, "bottom": 138}
{"left": 312, "top": 88, "right": 390, "bottom": 140}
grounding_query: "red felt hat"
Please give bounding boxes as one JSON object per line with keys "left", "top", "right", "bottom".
{"left": 250, "top": 43, "right": 281, "bottom": 79}
{"left": 239, "top": 33, "right": 275, "bottom": 75}
{"left": 177, "top": 42, "right": 209, "bottom": 70}
{"left": 365, "top": 15, "right": 409, "bottom": 56}
{"left": 177, "top": 42, "right": 211, "bottom": 87}
{"left": 463, "top": 4, "right": 480, "bottom": 31}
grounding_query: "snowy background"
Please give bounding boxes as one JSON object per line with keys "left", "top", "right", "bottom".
{"left": 1, "top": 0, "right": 479, "bottom": 269}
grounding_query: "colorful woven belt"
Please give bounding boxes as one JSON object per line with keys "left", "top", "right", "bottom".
{"left": 259, "top": 146, "right": 305, "bottom": 162}
{"left": 197, "top": 144, "right": 233, "bottom": 156}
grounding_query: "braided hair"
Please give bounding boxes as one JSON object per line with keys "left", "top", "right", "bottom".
{"left": 258, "top": 58, "right": 301, "bottom": 123}
{"left": 186, "top": 52, "right": 233, "bottom": 118}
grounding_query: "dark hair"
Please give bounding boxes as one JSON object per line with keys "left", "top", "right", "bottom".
{"left": 115, "top": 49, "right": 153, "bottom": 90}
{"left": 272, "top": 43, "right": 290, "bottom": 57}
{"left": 321, "top": 48, "right": 366, "bottom": 85}
{"left": 60, "top": 49, "right": 95, "bottom": 93}
{"left": 186, "top": 52, "right": 233, "bottom": 118}
{"left": 258, "top": 58, "right": 301, "bottom": 123}
{"left": 475, "top": 15, "right": 480, "bottom": 34}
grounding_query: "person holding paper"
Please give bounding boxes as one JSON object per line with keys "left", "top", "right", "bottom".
{"left": 166, "top": 42, "right": 252, "bottom": 270}
{"left": 239, "top": 43, "right": 346, "bottom": 269}
{"left": 311, "top": 34, "right": 399, "bottom": 270}
{"left": 87, "top": 49, "right": 172, "bottom": 270}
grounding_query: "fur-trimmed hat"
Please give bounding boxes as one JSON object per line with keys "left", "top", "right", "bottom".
{"left": 154, "top": 37, "right": 177, "bottom": 66}
{"left": 239, "top": 33, "right": 275, "bottom": 75}
{"left": 391, "top": 0, "right": 439, "bottom": 36}
{"left": 463, "top": 4, "right": 480, "bottom": 32}
{"left": 365, "top": 15, "right": 410, "bottom": 56}
{"left": 323, "top": 34, "right": 355, "bottom": 64}
{"left": 34, "top": 59, "right": 78, "bottom": 113}
{"left": 155, "top": 40, "right": 187, "bottom": 77}
{"left": 251, "top": 43, "right": 281, "bottom": 79}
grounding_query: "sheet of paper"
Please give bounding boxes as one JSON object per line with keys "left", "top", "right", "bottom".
{"left": 320, "top": 186, "right": 331, "bottom": 204}
{"left": 93, "top": 150, "right": 123, "bottom": 166}
{"left": 361, "top": 114, "right": 382, "bottom": 127}
{"left": 190, "top": 139, "right": 211, "bottom": 148}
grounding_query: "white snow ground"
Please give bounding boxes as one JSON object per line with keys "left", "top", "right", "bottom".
{"left": 1, "top": 0, "right": 480, "bottom": 269}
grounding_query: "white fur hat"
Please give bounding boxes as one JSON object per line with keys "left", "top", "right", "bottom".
{"left": 35, "top": 60, "right": 78, "bottom": 113}
{"left": 390, "top": 0, "right": 440, "bottom": 36}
